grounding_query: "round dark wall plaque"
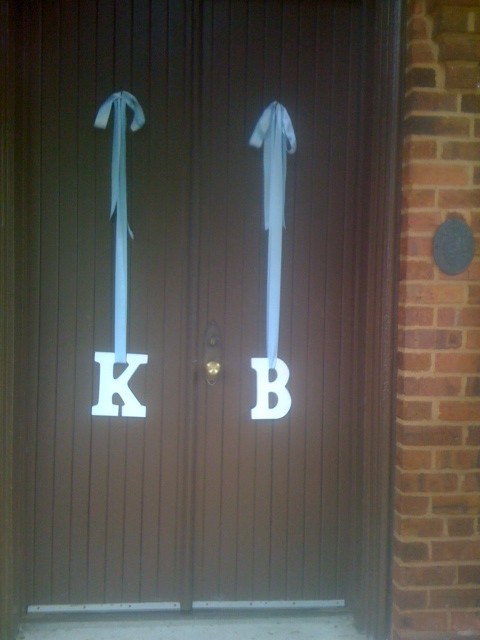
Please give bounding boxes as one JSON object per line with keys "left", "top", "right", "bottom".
{"left": 433, "top": 219, "right": 475, "bottom": 276}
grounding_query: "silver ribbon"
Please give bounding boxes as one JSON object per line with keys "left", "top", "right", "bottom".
{"left": 94, "top": 91, "right": 145, "bottom": 363}
{"left": 249, "top": 102, "right": 296, "bottom": 369}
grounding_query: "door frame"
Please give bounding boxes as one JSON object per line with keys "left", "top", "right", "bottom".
{"left": 1, "top": 0, "right": 403, "bottom": 638}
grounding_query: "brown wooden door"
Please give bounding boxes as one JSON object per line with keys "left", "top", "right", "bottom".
{"left": 25, "top": 0, "right": 364, "bottom": 611}
{"left": 191, "top": 0, "right": 360, "bottom": 605}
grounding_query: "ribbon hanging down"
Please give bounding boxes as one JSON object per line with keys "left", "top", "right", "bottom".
{"left": 249, "top": 101, "right": 296, "bottom": 369}
{"left": 94, "top": 91, "right": 145, "bottom": 364}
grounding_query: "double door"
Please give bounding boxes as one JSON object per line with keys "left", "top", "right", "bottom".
{"left": 27, "top": 0, "right": 364, "bottom": 610}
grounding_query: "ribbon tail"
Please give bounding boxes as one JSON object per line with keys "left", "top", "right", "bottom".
{"left": 114, "top": 209, "right": 128, "bottom": 364}
{"left": 266, "top": 219, "right": 283, "bottom": 369}
{"left": 95, "top": 91, "right": 145, "bottom": 364}
{"left": 249, "top": 101, "right": 296, "bottom": 369}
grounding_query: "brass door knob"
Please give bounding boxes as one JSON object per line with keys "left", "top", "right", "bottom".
{"left": 203, "top": 321, "right": 223, "bottom": 385}
{"left": 205, "top": 360, "right": 221, "bottom": 384}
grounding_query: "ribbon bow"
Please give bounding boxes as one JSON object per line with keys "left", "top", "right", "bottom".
{"left": 94, "top": 91, "right": 145, "bottom": 363}
{"left": 249, "top": 101, "right": 296, "bottom": 369}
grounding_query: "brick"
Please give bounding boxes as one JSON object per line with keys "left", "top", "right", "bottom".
{"left": 436, "top": 353, "right": 480, "bottom": 374}
{"left": 406, "top": 90, "right": 457, "bottom": 112}
{"left": 467, "top": 329, "right": 480, "bottom": 348}
{"left": 402, "top": 188, "right": 436, "bottom": 208}
{"left": 396, "top": 515, "right": 444, "bottom": 537}
{"left": 474, "top": 166, "right": 480, "bottom": 185}
{"left": 459, "top": 565, "right": 480, "bottom": 585}
{"left": 433, "top": 6, "right": 480, "bottom": 36}
{"left": 466, "top": 376, "right": 480, "bottom": 396}
{"left": 476, "top": 118, "right": 480, "bottom": 137}
{"left": 459, "top": 307, "right": 480, "bottom": 326}
{"left": 432, "top": 494, "right": 480, "bottom": 515}
{"left": 445, "top": 61, "right": 480, "bottom": 91}
{"left": 469, "top": 286, "right": 480, "bottom": 304}
{"left": 404, "top": 140, "right": 437, "bottom": 161}
{"left": 438, "top": 33, "right": 480, "bottom": 63}
{"left": 435, "top": 449, "right": 480, "bottom": 469}
{"left": 406, "top": 67, "right": 437, "bottom": 90}
{"left": 462, "top": 472, "right": 480, "bottom": 491}
{"left": 397, "top": 399, "right": 433, "bottom": 421}
{"left": 437, "top": 306, "right": 459, "bottom": 327}
{"left": 397, "top": 352, "right": 432, "bottom": 372}
{"left": 399, "top": 375, "right": 462, "bottom": 396}
{"left": 394, "top": 538, "right": 429, "bottom": 562}
{"left": 436, "top": 330, "right": 463, "bottom": 348}
{"left": 447, "top": 517, "right": 475, "bottom": 536}
{"left": 465, "top": 260, "right": 480, "bottom": 280}
{"left": 442, "top": 141, "right": 480, "bottom": 161}
{"left": 408, "top": 16, "right": 429, "bottom": 40}
{"left": 429, "top": 586, "right": 480, "bottom": 608}
{"left": 400, "top": 283, "right": 466, "bottom": 304}
{"left": 399, "top": 259, "right": 435, "bottom": 281}
{"left": 398, "top": 305, "right": 434, "bottom": 325}
{"left": 467, "top": 426, "right": 480, "bottom": 445}
{"left": 462, "top": 93, "right": 480, "bottom": 113}
{"left": 401, "top": 236, "right": 432, "bottom": 257}
{"left": 429, "top": 0, "right": 480, "bottom": 8}
{"left": 395, "top": 611, "right": 448, "bottom": 633}
{"left": 438, "top": 189, "right": 480, "bottom": 209}
{"left": 408, "top": 0, "right": 425, "bottom": 17}
{"left": 408, "top": 42, "right": 436, "bottom": 64}
{"left": 405, "top": 115, "right": 470, "bottom": 137}
{"left": 405, "top": 163, "right": 469, "bottom": 186}
{"left": 393, "top": 585, "right": 428, "bottom": 611}
{"left": 439, "top": 400, "right": 480, "bottom": 421}
{"left": 471, "top": 211, "right": 480, "bottom": 232}
{"left": 396, "top": 424, "right": 463, "bottom": 446}
{"left": 396, "top": 446, "right": 433, "bottom": 469}
{"left": 451, "top": 611, "right": 480, "bottom": 633}
{"left": 432, "top": 539, "right": 480, "bottom": 561}
{"left": 398, "top": 471, "right": 458, "bottom": 493}
{"left": 394, "top": 563, "right": 456, "bottom": 587}
{"left": 401, "top": 211, "right": 443, "bottom": 233}
{"left": 399, "top": 329, "right": 462, "bottom": 349}
{"left": 395, "top": 493, "right": 430, "bottom": 516}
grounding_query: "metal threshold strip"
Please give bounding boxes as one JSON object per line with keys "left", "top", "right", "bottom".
{"left": 27, "top": 600, "right": 345, "bottom": 614}
{"left": 192, "top": 600, "right": 345, "bottom": 610}
{"left": 27, "top": 602, "right": 181, "bottom": 614}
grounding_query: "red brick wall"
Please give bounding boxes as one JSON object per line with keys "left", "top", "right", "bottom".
{"left": 394, "top": 1, "right": 480, "bottom": 638}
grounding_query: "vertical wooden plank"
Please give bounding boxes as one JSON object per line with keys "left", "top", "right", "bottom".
{"left": 217, "top": 0, "right": 248, "bottom": 600}
{"left": 119, "top": 0, "right": 150, "bottom": 603}
{"left": 71, "top": 0, "right": 97, "bottom": 605}
{"left": 245, "top": 0, "right": 272, "bottom": 602}
{"left": 234, "top": 0, "right": 266, "bottom": 601}
{"left": 138, "top": 0, "right": 169, "bottom": 601}
{"left": 283, "top": 0, "right": 310, "bottom": 600}
{"left": 194, "top": 0, "right": 230, "bottom": 600}
{"left": 263, "top": 2, "right": 289, "bottom": 601}
{"left": 33, "top": 0, "right": 61, "bottom": 604}
{"left": 156, "top": 0, "right": 191, "bottom": 603}
{"left": 50, "top": 0, "right": 79, "bottom": 603}
{"left": 23, "top": 0, "right": 42, "bottom": 606}
{"left": 318, "top": 2, "right": 352, "bottom": 597}
{"left": 352, "top": 2, "right": 402, "bottom": 636}
{"left": 336, "top": 3, "right": 362, "bottom": 599}
{"left": 88, "top": 0, "right": 116, "bottom": 604}
{"left": 0, "top": 0, "right": 21, "bottom": 634}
